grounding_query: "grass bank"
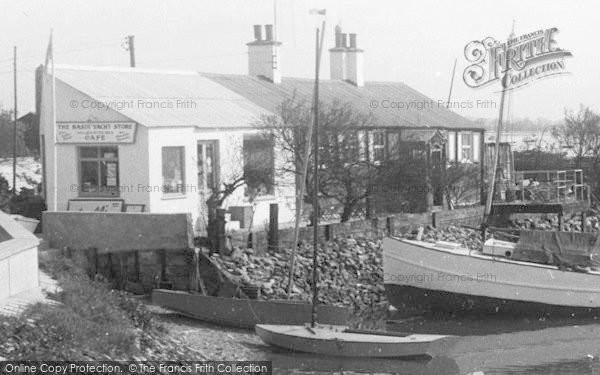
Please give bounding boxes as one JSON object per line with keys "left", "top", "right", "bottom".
{"left": 0, "top": 254, "right": 205, "bottom": 360}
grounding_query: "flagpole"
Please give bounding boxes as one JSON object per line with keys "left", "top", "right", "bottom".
{"left": 13, "top": 46, "right": 17, "bottom": 198}
{"left": 50, "top": 30, "right": 57, "bottom": 211}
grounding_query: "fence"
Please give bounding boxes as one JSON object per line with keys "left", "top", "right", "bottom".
{"left": 493, "top": 169, "right": 589, "bottom": 205}
{"left": 228, "top": 205, "right": 485, "bottom": 252}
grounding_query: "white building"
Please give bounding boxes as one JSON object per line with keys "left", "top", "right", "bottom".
{"left": 39, "top": 64, "right": 299, "bottom": 233}
{"left": 39, "top": 24, "right": 484, "bottom": 231}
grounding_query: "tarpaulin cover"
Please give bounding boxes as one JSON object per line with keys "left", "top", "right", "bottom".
{"left": 513, "top": 230, "right": 600, "bottom": 268}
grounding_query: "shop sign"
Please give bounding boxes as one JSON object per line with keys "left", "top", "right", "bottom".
{"left": 56, "top": 122, "right": 136, "bottom": 143}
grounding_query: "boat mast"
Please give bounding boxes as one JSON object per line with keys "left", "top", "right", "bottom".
{"left": 484, "top": 24, "right": 513, "bottom": 224}
{"left": 446, "top": 58, "right": 457, "bottom": 109}
{"left": 311, "top": 21, "right": 326, "bottom": 328}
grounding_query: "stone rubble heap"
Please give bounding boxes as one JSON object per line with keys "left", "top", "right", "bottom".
{"left": 510, "top": 214, "right": 600, "bottom": 233}
{"left": 212, "top": 226, "right": 482, "bottom": 312}
{"left": 212, "top": 238, "right": 387, "bottom": 311}
{"left": 401, "top": 225, "right": 483, "bottom": 251}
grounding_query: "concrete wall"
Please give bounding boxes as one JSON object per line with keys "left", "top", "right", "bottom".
{"left": 0, "top": 211, "right": 40, "bottom": 300}
{"left": 43, "top": 211, "right": 194, "bottom": 252}
{"left": 434, "top": 205, "right": 484, "bottom": 229}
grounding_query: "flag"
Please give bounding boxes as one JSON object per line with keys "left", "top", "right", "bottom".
{"left": 309, "top": 9, "right": 326, "bottom": 15}
{"left": 44, "top": 30, "right": 53, "bottom": 74}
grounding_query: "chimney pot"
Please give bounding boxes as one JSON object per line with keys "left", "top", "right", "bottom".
{"left": 253, "top": 25, "right": 262, "bottom": 41}
{"left": 265, "top": 24, "right": 273, "bottom": 41}
{"left": 341, "top": 33, "right": 348, "bottom": 48}
{"left": 334, "top": 25, "right": 342, "bottom": 48}
{"left": 349, "top": 33, "right": 357, "bottom": 49}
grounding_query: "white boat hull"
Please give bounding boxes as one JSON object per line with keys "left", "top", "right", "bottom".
{"left": 383, "top": 237, "right": 600, "bottom": 316}
{"left": 255, "top": 324, "right": 453, "bottom": 358}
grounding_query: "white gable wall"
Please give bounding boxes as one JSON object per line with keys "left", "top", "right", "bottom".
{"left": 42, "top": 79, "right": 150, "bottom": 211}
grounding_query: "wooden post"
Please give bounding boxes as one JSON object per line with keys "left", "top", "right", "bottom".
{"left": 119, "top": 253, "right": 126, "bottom": 288}
{"left": 425, "top": 143, "right": 434, "bottom": 210}
{"left": 92, "top": 248, "right": 99, "bottom": 277}
{"left": 216, "top": 209, "right": 226, "bottom": 253}
{"left": 134, "top": 250, "right": 140, "bottom": 282}
{"left": 159, "top": 249, "right": 167, "bottom": 283}
{"left": 386, "top": 216, "right": 394, "bottom": 236}
{"left": 558, "top": 212, "right": 563, "bottom": 231}
{"left": 268, "top": 203, "right": 279, "bottom": 251}
{"left": 582, "top": 211, "right": 587, "bottom": 232}
{"left": 107, "top": 253, "right": 114, "bottom": 279}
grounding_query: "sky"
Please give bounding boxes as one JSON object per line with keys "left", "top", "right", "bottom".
{"left": 0, "top": 0, "right": 598, "bottom": 122}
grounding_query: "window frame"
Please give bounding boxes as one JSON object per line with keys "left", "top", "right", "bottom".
{"left": 461, "top": 133, "right": 473, "bottom": 162}
{"left": 243, "top": 135, "right": 275, "bottom": 197}
{"left": 197, "top": 140, "right": 220, "bottom": 194}
{"left": 161, "top": 146, "right": 187, "bottom": 196}
{"left": 373, "top": 131, "right": 386, "bottom": 163}
{"left": 78, "top": 146, "right": 120, "bottom": 197}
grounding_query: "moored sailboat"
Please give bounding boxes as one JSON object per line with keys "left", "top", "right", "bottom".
{"left": 256, "top": 17, "right": 454, "bottom": 357}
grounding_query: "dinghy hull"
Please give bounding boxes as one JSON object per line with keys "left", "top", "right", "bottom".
{"left": 152, "top": 289, "right": 350, "bottom": 328}
{"left": 383, "top": 237, "right": 600, "bottom": 317}
{"left": 255, "top": 324, "right": 452, "bottom": 358}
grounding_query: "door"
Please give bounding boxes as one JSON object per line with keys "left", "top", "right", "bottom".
{"left": 431, "top": 146, "right": 445, "bottom": 206}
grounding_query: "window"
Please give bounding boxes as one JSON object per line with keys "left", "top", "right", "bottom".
{"left": 243, "top": 135, "right": 274, "bottom": 196}
{"left": 373, "top": 131, "right": 386, "bottom": 162}
{"left": 162, "top": 147, "right": 186, "bottom": 194}
{"left": 461, "top": 133, "right": 473, "bottom": 161}
{"left": 78, "top": 146, "right": 119, "bottom": 197}
{"left": 198, "top": 141, "right": 219, "bottom": 193}
{"left": 340, "top": 132, "right": 359, "bottom": 161}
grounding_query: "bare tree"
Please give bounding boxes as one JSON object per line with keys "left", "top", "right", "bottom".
{"left": 204, "top": 140, "right": 272, "bottom": 254}
{"left": 257, "top": 96, "right": 377, "bottom": 223}
{"left": 552, "top": 105, "right": 600, "bottom": 168}
{"left": 443, "top": 161, "right": 480, "bottom": 208}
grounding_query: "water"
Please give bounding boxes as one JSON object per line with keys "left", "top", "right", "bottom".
{"left": 262, "top": 314, "right": 600, "bottom": 374}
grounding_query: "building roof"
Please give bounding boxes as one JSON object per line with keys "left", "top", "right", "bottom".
{"left": 202, "top": 73, "right": 480, "bottom": 130}
{"left": 53, "top": 65, "right": 479, "bottom": 130}
{"left": 55, "top": 65, "right": 271, "bottom": 128}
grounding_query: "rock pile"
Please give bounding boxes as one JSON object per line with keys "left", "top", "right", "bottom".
{"left": 212, "top": 238, "right": 387, "bottom": 312}
{"left": 511, "top": 214, "right": 600, "bottom": 233}
{"left": 400, "top": 225, "right": 483, "bottom": 251}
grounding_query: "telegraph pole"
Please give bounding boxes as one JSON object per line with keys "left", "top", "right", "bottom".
{"left": 127, "top": 35, "right": 135, "bottom": 67}
{"left": 12, "top": 46, "right": 17, "bottom": 198}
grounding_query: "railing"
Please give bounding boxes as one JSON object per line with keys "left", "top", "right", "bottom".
{"left": 493, "top": 169, "right": 589, "bottom": 205}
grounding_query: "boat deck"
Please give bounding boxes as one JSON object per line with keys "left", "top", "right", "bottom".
{"left": 399, "top": 238, "right": 600, "bottom": 275}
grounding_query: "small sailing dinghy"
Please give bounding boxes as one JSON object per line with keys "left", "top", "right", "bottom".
{"left": 255, "top": 324, "right": 453, "bottom": 358}
{"left": 255, "top": 20, "right": 453, "bottom": 358}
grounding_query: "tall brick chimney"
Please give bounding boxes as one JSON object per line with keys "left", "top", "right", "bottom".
{"left": 247, "top": 24, "right": 282, "bottom": 83}
{"left": 345, "top": 32, "right": 364, "bottom": 87}
{"left": 329, "top": 25, "right": 364, "bottom": 86}
{"left": 329, "top": 24, "right": 347, "bottom": 81}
